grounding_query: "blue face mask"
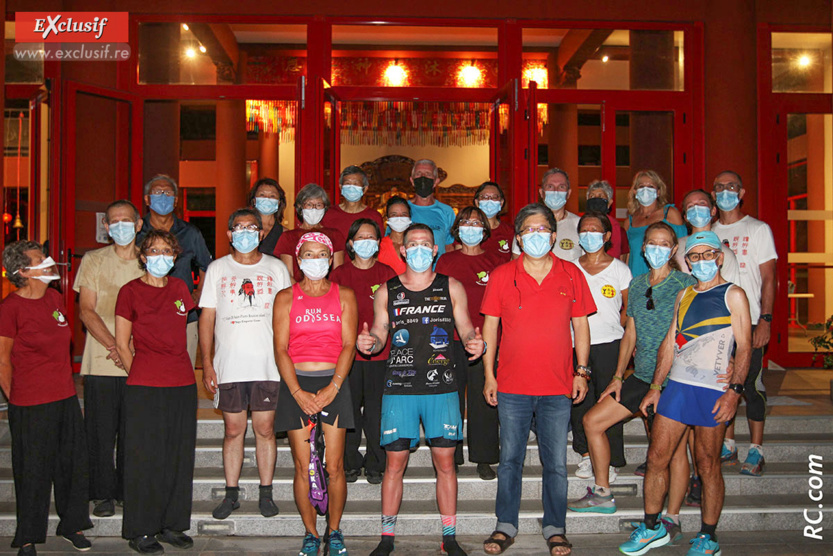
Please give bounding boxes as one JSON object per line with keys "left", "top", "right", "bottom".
{"left": 341, "top": 185, "right": 364, "bottom": 203}
{"left": 644, "top": 245, "right": 672, "bottom": 270}
{"left": 478, "top": 200, "right": 501, "bottom": 218}
{"left": 690, "top": 259, "right": 719, "bottom": 282}
{"left": 636, "top": 187, "right": 658, "bottom": 207}
{"left": 232, "top": 230, "right": 260, "bottom": 254}
{"left": 579, "top": 231, "right": 605, "bottom": 253}
{"left": 686, "top": 205, "right": 712, "bottom": 228}
{"left": 108, "top": 221, "right": 136, "bottom": 246}
{"left": 521, "top": 232, "right": 552, "bottom": 258}
{"left": 255, "top": 197, "right": 280, "bottom": 215}
{"left": 145, "top": 255, "right": 175, "bottom": 278}
{"left": 149, "top": 194, "right": 175, "bottom": 216}
{"left": 544, "top": 190, "right": 568, "bottom": 210}
{"left": 352, "top": 239, "right": 379, "bottom": 260}
{"left": 405, "top": 245, "right": 434, "bottom": 273}
{"left": 458, "top": 226, "right": 484, "bottom": 247}
{"left": 715, "top": 190, "right": 740, "bottom": 211}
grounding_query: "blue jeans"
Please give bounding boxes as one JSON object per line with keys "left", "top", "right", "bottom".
{"left": 495, "top": 392, "right": 571, "bottom": 540}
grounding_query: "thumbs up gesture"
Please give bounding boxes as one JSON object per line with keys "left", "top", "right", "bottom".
{"left": 465, "top": 326, "right": 486, "bottom": 361}
{"left": 356, "top": 322, "right": 377, "bottom": 355}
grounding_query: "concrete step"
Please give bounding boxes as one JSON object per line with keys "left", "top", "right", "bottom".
{"left": 0, "top": 495, "right": 811, "bottom": 537}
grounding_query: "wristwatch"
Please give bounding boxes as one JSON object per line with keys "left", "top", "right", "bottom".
{"left": 728, "top": 383, "right": 745, "bottom": 395}
{"left": 760, "top": 313, "right": 773, "bottom": 323}
{"left": 575, "top": 364, "right": 591, "bottom": 378}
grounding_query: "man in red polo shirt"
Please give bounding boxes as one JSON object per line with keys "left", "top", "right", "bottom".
{"left": 481, "top": 203, "right": 595, "bottom": 556}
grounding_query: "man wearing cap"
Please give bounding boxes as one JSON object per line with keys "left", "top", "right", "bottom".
{"left": 619, "top": 231, "right": 751, "bottom": 556}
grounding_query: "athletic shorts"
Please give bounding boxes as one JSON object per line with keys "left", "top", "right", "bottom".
{"left": 380, "top": 392, "right": 462, "bottom": 450}
{"left": 217, "top": 380, "right": 279, "bottom": 413}
{"left": 617, "top": 374, "right": 652, "bottom": 414}
{"left": 274, "top": 371, "right": 354, "bottom": 432}
{"left": 656, "top": 380, "right": 724, "bottom": 428}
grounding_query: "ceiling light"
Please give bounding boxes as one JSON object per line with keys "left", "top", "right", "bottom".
{"left": 798, "top": 54, "right": 811, "bottom": 68}
{"left": 185, "top": 47, "right": 196, "bottom": 59}
{"left": 384, "top": 61, "right": 407, "bottom": 87}
{"left": 458, "top": 62, "right": 482, "bottom": 88}
{"left": 199, "top": 45, "right": 207, "bottom": 53}
{"left": 182, "top": 23, "right": 189, "bottom": 31}
{"left": 602, "top": 55, "right": 610, "bottom": 63}
{"left": 523, "top": 66, "right": 548, "bottom": 89}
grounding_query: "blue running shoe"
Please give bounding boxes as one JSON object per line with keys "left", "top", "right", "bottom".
{"left": 619, "top": 522, "right": 670, "bottom": 555}
{"left": 720, "top": 443, "right": 738, "bottom": 465}
{"left": 327, "top": 529, "right": 348, "bottom": 556}
{"left": 568, "top": 486, "right": 617, "bottom": 514}
{"left": 299, "top": 533, "right": 321, "bottom": 556}
{"left": 740, "top": 446, "right": 765, "bottom": 477}
{"left": 686, "top": 533, "right": 721, "bottom": 556}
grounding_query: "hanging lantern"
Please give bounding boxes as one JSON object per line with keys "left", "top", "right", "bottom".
{"left": 3, "top": 213, "right": 12, "bottom": 223}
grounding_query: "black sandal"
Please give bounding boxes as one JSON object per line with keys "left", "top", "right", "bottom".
{"left": 546, "top": 535, "right": 572, "bottom": 556}
{"left": 483, "top": 531, "right": 515, "bottom": 554}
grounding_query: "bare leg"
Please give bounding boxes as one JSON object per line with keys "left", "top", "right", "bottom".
{"left": 667, "top": 428, "right": 691, "bottom": 516}
{"left": 583, "top": 397, "right": 632, "bottom": 489}
{"left": 644, "top": 415, "right": 688, "bottom": 515}
{"left": 381, "top": 449, "right": 410, "bottom": 516}
{"left": 322, "top": 421, "right": 347, "bottom": 531}
{"left": 288, "top": 428, "right": 318, "bottom": 536}
{"left": 694, "top": 424, "right": 727, "bottom": 526}
{"left": 431, "top": 446, "right": 458, "bottom": 516}
{"left": 251, "top": 411, "right": 276, "bottom": 485}
{"left": 221, "top": 411, "right": 248, "bottom": 487}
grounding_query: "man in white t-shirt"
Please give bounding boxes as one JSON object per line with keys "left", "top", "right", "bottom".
{"left": 511, "top": 168, "right": 582, "bottom": 262}
{"left": 199, "top": 208, "right": 291, "bottom": 519}
{"left": 711, "top": 171, "right": 777, "bottom": 477}
{"left": 675, "top": 188, "right": 741, "bottom": 284}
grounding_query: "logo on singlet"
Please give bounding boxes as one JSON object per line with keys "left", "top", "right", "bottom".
{"left": 428, "top": 354, "right": 449, "bottom": 366}
{"left": 429, "top": 326, "right": 449, "bottom": 350}
{"left": 427, "top": 369, "right": 439, "bottom": 382}
{"left": 392, "top": 329, "right": 409, "bottom": 347}
{"left": 442, "top": 370, "right": 454, "bottom": 384}
{"left": 393, "top": 291, "right": 409, "bottom": 306}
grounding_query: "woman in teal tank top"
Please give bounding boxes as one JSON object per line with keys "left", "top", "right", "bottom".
{"left": 624, "top": 170, "right": 687, "bottom": 277}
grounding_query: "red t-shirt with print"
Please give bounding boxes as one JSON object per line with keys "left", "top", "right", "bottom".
{"left": 435, "top": 249, "right": 505, "bottom": 336}
{"left": 115, "top": 277, "right": 196, "bottom": 387}
{"left": 322, "top": 205, "right": 384, "bottom": 241}
{"left": 0, "top": 288, "right": 76, "bottom": 406}
{"left": 481, "top": 221, "right": 514, "bottom": 261}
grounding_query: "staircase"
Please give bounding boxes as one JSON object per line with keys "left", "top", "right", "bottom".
{"left": 0, "top": 413, "right": 829, "bottom": 539}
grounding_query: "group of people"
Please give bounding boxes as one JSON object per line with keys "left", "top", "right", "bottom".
{"left": 0, "top": 158, "right": 776, "bottom": 556}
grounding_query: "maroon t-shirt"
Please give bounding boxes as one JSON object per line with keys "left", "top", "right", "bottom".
{"left": 273, "top": 226, "right": 346, "bottom": 282}
{"left": 481, "top": 221, "right": 514, "bottom": 261}
{"left": 330, "top": 260, "right": 396, "bottom": 361}
{"left": 322, "top": 206, "right": 384, "bottom": 241}
{"left": 115, "top": 277, "right": 196, "bottom": 387}
{"left": 0, "top": 288, "right": 75, "bottom": 406}
{"left": 435, "top": 249, "right": 506, "bottom": 337}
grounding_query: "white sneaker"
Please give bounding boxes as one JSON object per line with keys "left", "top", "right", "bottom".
{"left": 608, "top": 466, "right": 619, "bottom": 484}
{"left": 576, "top": 456, "right": 593, "bottom": 479}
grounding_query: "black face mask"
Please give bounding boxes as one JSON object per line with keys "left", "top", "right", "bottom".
{"left": 413, "top": 176, "right": 434, "bottom": 198}
{"left": 586, "top": 197, "right": 610, "bottom": 214}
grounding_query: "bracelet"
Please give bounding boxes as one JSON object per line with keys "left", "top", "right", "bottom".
{"left": 649, "top": 383, "right": 662, "bottom": 391}
{"left": 291, "top": 387, "right": 302, "bottom": 397}
{"left": 612, "top": 375, "right": 624, "bottom": 382}
{"left": 331, "top": 381, "right": 341, "bottom": 392}
{"left": 574, "top": 371, "right": 590, "bottom": 379}
{"left": 335, "top": 373, "right": 344, "bottom": 380}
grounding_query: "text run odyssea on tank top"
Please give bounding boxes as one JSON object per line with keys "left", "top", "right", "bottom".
{"left": 669, "top": 282, "right": 735, "bottom": 392}
{"left": 288, "top": 282, "right": 343, "bottom": 364}
{"left": 385, "top": 274, "right": 457, "bottom": 395}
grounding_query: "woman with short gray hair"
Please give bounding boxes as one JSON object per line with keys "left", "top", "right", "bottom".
{"left": 274, "top": 183, "right": 345, "bottom": 283}
{"left": 585, "top": 180, "right": 628, "bottom": 259}
{"left": 322, "top": 165, "right": 384, "bottom": 239}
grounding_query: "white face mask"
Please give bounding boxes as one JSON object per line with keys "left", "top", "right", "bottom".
{"left": 388, "top": 217, "right": 412, "bottom": 233}
{"left": 298, "top": 258, "right": 330, "bottom": 280}
{"left": 15, "top": 256, "right": 61, "bottom": 282}
{"left": 302, "top": 208, "right": 325, "bottom": 226}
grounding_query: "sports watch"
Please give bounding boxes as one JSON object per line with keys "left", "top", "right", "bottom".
{"left": 727, "top": 383, "right": 745, "bottom": 395}
{"left": 760, "top": 313, "right": 773, "bottom": 323}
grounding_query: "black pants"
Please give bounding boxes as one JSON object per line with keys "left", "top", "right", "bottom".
{"left": 344, "top": 359, "right": 387, "bottom": 474}
{"left": 570, "top": 340, "right": 626, "bottom": 468}
{"left": 84, "top": 375, "right": 127, "bottom": 501}
{"left": 122, "top": 384, "right": 197, "bottom": 539}
{"left": 455, "top": 346, "right": 500, "bottom": 465}
{"left": 9, "top": 396, "right": 92, "bottom": 548}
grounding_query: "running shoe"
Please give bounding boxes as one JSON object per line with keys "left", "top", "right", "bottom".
{"left": 609, "top": 466, "right": 619, "bottom": 484}
{"left": 618, "top": 522, "right": 669, "bottom": 555}
{"left": 327, "top": 529, "right": 348, "bottom": 555}
{"left": 686, "top": 475, "right": 702, "bottom": 507}
{"left": 634, "top": 462, "right": 647, "bottom": 477}
{"left": 740, "top": 446, "right": 765, "bottom": 477}
{"left": 568, "top": 486, "right": 616, "bottom": 514}
{"left": 575, "top": 455, "right": 593, "bottom": 479}
{"left": 720, "top": 443, "right": 738, "bottom": 465}
{"left": 660, "top": 517, "right": 683, "bottom": 546}
{"left": 686, "top": 533, "right": 721, "bottom": 556}
{"left": 299, "top": 533, "right": 321, "bottom": 556}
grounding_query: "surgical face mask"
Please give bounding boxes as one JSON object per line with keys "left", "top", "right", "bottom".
{"left": 636, "top": 187, "right": 658, "bottom": 207}
{"left": 298, "top": 258, "right": 330, "bottom": 280}
{"left": 715, "top": 190, "right": 740, "bottom": 212}
{"left": 341, "top": 185, "right": 364, "bottom": 203}
{"left": 478, "top": 200, "right": 501, "bottom": 218}
{"left": 388, "top": 216, "right": 411, "bottom": 233}
{"left": 458, "top": 226, "right": 484, "bottom": 247}
{"left": 544, "top": 190, "right": 567, "bottom": 210}
{"left": 686, "top": 205, "right": 712, "bottom": 228}
{"left": 521, "top": 232, "right": 552, "bottom": 258}
{"left": 579, "top": 231, "right": 605, "bottom": 253}
{"left": 108, "top": 221, "right": 137, "bottom": 246}
{"left": 352, "top": 239, "right": 379, "bottom": 260}
{"left": 232, "top": 230, "right": 260, "bottom": 254}
{"left": 644, "top": 245, "right": 672, "bottom": 270}
{"left": 690, "top": 259, "right": 719, "bottom": 282}
{"left": 255, "top": 197, "right": 280, "bottom": 215}
{"left": 302, "top": 208, "right": 325, "bottom": 226}
{"left": 145, "top": 255, "right": 175, "bottom": 278}
{"left": 586, "top": 197, "right": 609, "bottom": 214}
{"left": 17, "top": 256, "right": 61, "bottom": 283}
{"left": 149, "top": 194, "right": 175, "bottom": 216}
{"left": 413, "top": 176, "right": 434, "bottom": 198}
{"left": 405, "top": 245, "right": 434, "bottom": 273}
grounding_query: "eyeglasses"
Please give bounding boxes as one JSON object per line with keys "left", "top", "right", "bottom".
{"left": 231, "top": 224, "right": 261, "bottom": 232}
{"left": 460, "top": 219, "right": 485, "bottom": 227}
{"left": 520, "top": 226, "right": 553, "bottom": 235}
{"left": 713, "top": 182, "right": 741, "bottom": 192}
{"left": 147, "top": 247, "right": 174, "bottom": 256}
{"left": 645, "top": 286, "right": 655, "bottom": 311}
{"left": 477, "top": 195, "right": 502, "bottom": 201}
{"left": 149, "top": 190, "right": 175, "bottom": 197}
{"left": 303, "top": 202, "right": 325, "bottom": 210}
{"left": 686, "top": 249, "right": 721, "bottom": 262}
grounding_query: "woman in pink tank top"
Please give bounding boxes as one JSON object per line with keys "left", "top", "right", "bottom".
{"left": 273, "top": 232, "right": 358, "bottom": 555}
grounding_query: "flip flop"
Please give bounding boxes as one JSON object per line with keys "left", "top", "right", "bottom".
{"left": 483, "top": 531, "right": 514, "bottom": 554}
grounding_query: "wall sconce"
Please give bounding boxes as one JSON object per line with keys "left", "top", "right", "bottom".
{"left": 384, "top": 60, "right": 408, "bottom": 87}
{"left": 523, "top": 66, "right": 548, "bottom": 89}
{"left": 458, "top": 61, "right": 482, "bottom": 88}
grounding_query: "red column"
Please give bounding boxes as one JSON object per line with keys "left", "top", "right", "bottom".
{"left": 215, "top": 100, "right": 247, "bottom": 258}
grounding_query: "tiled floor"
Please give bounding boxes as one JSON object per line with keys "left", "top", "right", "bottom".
{"left": 1, "top": 531, "right": 831, "bottom": 555}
